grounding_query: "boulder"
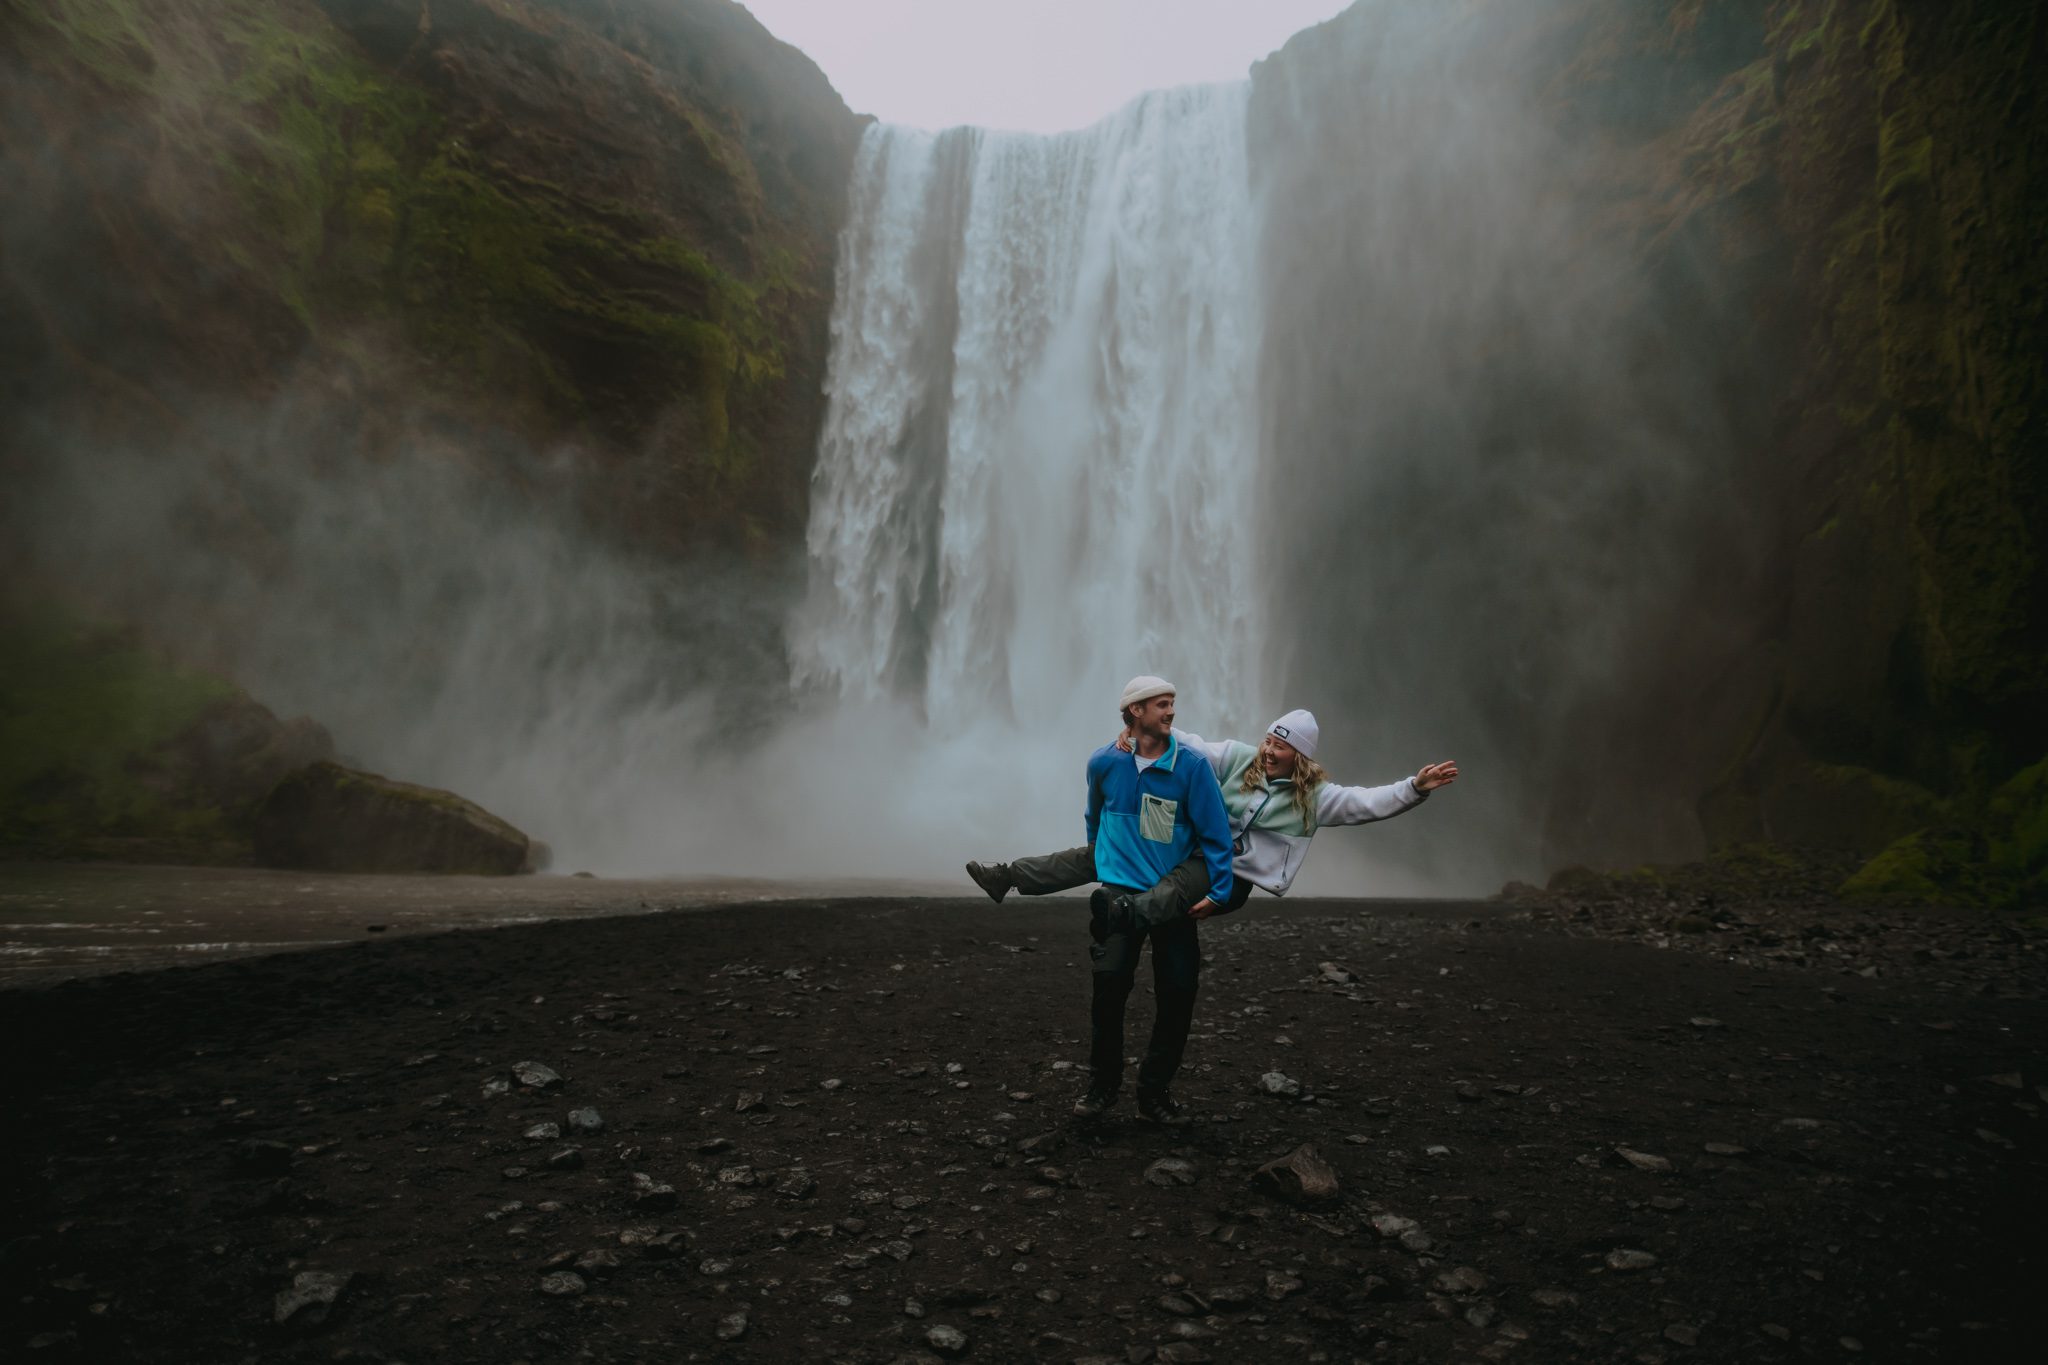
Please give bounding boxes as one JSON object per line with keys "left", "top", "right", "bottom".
{"left": 252, "top": 762, "right": 537, "bottom": 874}
{"left": 1254, "top": 1143, "right": 1340, "bottom": 1203}
{"left": 274, "top": 1270, "right": 353, "bottom": 1328}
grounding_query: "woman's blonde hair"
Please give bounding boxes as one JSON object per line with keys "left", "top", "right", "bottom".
{"left": 1240, "top": 747, "right": 1327, "bottom": 831}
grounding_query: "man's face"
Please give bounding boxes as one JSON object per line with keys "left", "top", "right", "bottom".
{"left": 1258, "top": 733, "right": 1300, "bottom": 777}
{"left": 1130, "top": 692, "right": 1176, "bottom": 739}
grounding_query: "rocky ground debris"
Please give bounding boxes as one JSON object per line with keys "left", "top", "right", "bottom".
{"left": 0, "top": 897, "right": 2039, "bottom": 1362}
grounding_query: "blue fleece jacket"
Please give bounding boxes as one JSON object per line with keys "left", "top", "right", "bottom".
{"left": 1084, "top": 734, "right": 1234, "bottom": 906}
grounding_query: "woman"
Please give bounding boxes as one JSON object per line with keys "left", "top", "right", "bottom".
{"left": 966, "top": 708, "right": 1458, "bottom": 926}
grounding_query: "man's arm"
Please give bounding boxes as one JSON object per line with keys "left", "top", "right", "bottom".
{"left": 1083, "top": 750, "right": 1108, "bottom": 846}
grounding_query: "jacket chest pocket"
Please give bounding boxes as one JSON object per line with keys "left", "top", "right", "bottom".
{"left": 1139, "top": 793, "right": 1179, "bottom": 843}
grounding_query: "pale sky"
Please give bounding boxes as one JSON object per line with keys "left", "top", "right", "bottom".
{"left": 738, "top": 0, "right": 1356, "bottom": 133}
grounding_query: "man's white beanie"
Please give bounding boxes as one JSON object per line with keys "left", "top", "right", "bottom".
{"left": 1119, "top": 674, "right": 1175, "bottom": 711}
{"left": 1266, "top": 709, "right": 1320, "bottom": 760}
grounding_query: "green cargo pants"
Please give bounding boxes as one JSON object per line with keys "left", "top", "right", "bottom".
{"left": 1007, "top": 844, "right": 1243, "bottom": 931}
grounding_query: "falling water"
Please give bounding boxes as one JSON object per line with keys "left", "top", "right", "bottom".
{"left": 793, "top": 84, "right": 1265, "bottom": 743}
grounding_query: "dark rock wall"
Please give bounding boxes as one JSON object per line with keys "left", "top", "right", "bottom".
{"left": 1712, "top": 0, "right": 2048, "bottom": 841}
{"left": 1249, "top": 0, "right": 2045, "bottom": 877}
{"left": 0, "top": 0, "right": 862, "bottom": 862}
{"left": 1, "top": 0, "right": 863, "bottom": 557}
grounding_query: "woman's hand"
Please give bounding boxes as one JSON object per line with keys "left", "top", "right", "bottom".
{"left": 1415, "top": 760, "right": 1459, "bottom": 792}
{"left": 1114, "top": 726, "right": 1135, "bottom": 753}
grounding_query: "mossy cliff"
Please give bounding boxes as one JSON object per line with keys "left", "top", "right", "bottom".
{"left": 0, "top": 599, "right": 544, "bottom": 871}
{"left": 0, "top": 0, "right": 860, "bottom": 861}
{"left": 1251, "top": 0, "right": 2044, "bottom": 902}
{"left": 1649, "top": 0, "right": 2045, "bottom": 903}
{"left": 1, "top": 0, "right": 863, "bottom": 552}
{"left": 0, "top": 603, "right": 335, "bottom": 863}
{"left": 1675, "top": 1, "right": 2046, "bottom": 841}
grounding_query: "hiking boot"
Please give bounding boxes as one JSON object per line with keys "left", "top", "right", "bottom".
{"left": 1071, "top": 1085, "right": 1118, "bottom": 1119}
{"left": 1136, "top": 1089, "right": 1189, "bottom": 1125}
{"left": 964, "top": 861, "right": 1013, "bottom": 904}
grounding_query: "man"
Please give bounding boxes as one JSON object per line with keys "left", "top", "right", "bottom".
{"left": 1061, "top": 675, "right": 1234, "bottom": 1123}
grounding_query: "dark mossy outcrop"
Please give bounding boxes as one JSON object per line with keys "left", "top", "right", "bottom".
{"left": 1541, "top": 843, "right": 1867, "bottom": 908}
{"left": 1839, "top": 753, "right": 2048, "bottom": 907}
{"left": 0, "top": 600, "right": 541, "bottom": 869}
{"left": 1, "top": 0, "right": 863, "bottom": 554}
{"left": 252, "top": 760, "right": 539, "bottom": 875}
{"left": 1251, "top": 0, "right": 2044, "bottom": 895}
{"left": 0, "top": 604, "right": 335, "bottom": 863}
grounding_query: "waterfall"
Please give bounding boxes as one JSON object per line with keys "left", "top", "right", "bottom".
{"left": 793, "top": 84, "right": 1266, "bottom": 744}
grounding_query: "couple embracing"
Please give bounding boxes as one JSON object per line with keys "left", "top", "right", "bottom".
{"left": 966, "top": 675, "right": 1458, "bottom": 1123}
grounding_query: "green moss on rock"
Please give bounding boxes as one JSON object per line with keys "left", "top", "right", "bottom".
{"left": 0, "top": 603, "right": 330, "bottom": 863}
{"left": 394, "top": 147, "right": 777, "bottom": 435}
{"left": 28, "top": 0, "right": 158, "bottom": 91}
{"left": 16, "top": 0, "right": 853, "bottom": 525}
{"left": 0, "top": 606, "right": 235, "bottom": 851}
{"left": 1805, "top": 1, "right": 2045, "bottom": 733}
{"left": 1838, "top": 829, "right": 1967, "bottom": 904}
{"left": 1666, "top": 0, "right": 2044, "bottom": 861}
{"left": 1987, "top": 756, "right": 2048, "bottom": 892}
{"left": 1839, "top": 753, "right": 2048, "bottom": 906}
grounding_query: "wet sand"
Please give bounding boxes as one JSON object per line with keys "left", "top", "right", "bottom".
{"left": 0, "top": 863, "right": 958, "bottom": 987}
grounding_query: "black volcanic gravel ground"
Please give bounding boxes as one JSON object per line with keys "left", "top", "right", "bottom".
{"left": 1, "top": 897, "right": 2041, "bottom": 1364}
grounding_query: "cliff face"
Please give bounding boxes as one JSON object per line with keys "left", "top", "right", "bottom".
{"left": 1249, "top": 0, "right": 2045, "bottom": 883}
{"left": 1, "top": 0, "right": 863, "bottom": 555}
{"left": 0, "top": 0, "right": 862, "bottom": 862}
{"left": 1681, "top": 0, "right": 2047, "bottom": 842}
{"left": 6, "top": 0, "right": 2040, "bottom": 892}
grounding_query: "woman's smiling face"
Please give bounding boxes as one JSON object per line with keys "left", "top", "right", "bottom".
{"left": 1259, "top": 732, "right": 1300, "bottom": 778}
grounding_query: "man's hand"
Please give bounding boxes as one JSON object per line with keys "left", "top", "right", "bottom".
{"left": 1188, "top": 898, "right": 1218, "bottom": 919}
{"left": 1415, "top": 760, "right": 1459, "bottom": 792}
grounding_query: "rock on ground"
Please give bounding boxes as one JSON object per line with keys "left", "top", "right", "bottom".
{"left": 252, "top": 761, "right": 539, "bottom": 874}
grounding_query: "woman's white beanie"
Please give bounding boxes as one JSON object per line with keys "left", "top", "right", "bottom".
{"left": 1266, "top": 709, "right": 1320, "bottom": 760}
{"left": 1119, "top": 675, "right": 1175, "bottom": 710}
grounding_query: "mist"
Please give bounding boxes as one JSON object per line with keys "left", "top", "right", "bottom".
{"left": 5, "top": 0, "right": 1773, "bottom": 895}
{"left": 785, "top": 1, "right": 1763, "bottom": 894}
{"left": 1248, "top": 0, "right": 1763, "bottom": 889}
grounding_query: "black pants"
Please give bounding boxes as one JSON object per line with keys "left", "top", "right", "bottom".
{"left": 1088, "top": 888, "right": 1201, "bottom": 1096}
